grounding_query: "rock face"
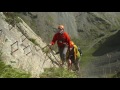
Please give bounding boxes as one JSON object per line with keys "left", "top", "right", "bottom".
{"left": 0, "top": 12, "right": 60, "bottom": 77}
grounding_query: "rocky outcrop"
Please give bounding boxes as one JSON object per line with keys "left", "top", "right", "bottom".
{"left": 0, "top": 12, "right": 60, "bottom": 77}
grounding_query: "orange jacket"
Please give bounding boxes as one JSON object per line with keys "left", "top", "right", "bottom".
{"left": 50, "top": 32, "right": 71, "bottom": 47}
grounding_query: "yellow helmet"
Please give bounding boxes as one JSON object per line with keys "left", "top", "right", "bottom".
{"left": 58, "top": 25, "right": 64, "bottom": 30}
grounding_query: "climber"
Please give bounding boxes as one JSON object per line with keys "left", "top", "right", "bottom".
{"left": 67, "top": 41, "right": 81, "bottom": 71}
{"left": 49, "top": 25, "right": 71, "bottom": 66}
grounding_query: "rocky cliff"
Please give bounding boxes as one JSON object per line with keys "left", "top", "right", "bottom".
{"left": 0, "top": 12, "right": 60, "bottom": 77}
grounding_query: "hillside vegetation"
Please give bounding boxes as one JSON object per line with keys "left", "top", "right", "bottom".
{"left": 0, "top": 51, "right": 31, "bottom": 78}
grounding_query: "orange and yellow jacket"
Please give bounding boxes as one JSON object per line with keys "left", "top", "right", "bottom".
{"left": 73, "top": 45, "right": 80, "bottom": 60}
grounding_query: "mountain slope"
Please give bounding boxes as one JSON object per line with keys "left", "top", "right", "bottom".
{"left": 75, "top": 12, "right": 120, "bottom": 77}
{"left": 15, "top": 12, "right": 120, "bottom": 78}
{"left": 1, "top": 12, "right": 120, "bottom": 78}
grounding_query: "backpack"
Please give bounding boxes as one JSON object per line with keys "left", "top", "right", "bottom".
{"left": 78, "top": 47, "right": 82, "bottom": 56}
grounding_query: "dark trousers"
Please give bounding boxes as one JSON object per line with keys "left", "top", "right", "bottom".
{"left": 69, "top": 49, "right": 80, "bottom": 71}
{"left": 58, "top": 45, "right": 68, "bottom": 63}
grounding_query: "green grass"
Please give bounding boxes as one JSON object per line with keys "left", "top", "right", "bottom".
{"left": 111, "top": 72, "right": 120, "bottom": 78}
{"left": 39, "top": 67, "right": 78, "bottom": 78}
{"left": 80, "top": 48, "right": 95, "bottom": 67}
{"left": 0, "top": 51, "right": 31, "bottom": 78}
{"left": 28, "top": 38, "right": 39, "bottom": 46}
{"left": 42, "top": 46, "right": 51, "bottom": 54}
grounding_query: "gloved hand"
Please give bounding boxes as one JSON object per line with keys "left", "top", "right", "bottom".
{"left": 48, "top": 43, "right": 52, "bottom": 46}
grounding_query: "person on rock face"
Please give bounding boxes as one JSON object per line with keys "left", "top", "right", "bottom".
{"left": 67, "top": 41, "right": 80, "bottom": 71}
{"left": 49, "top": 25, "right": 71, "bottom": 66}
